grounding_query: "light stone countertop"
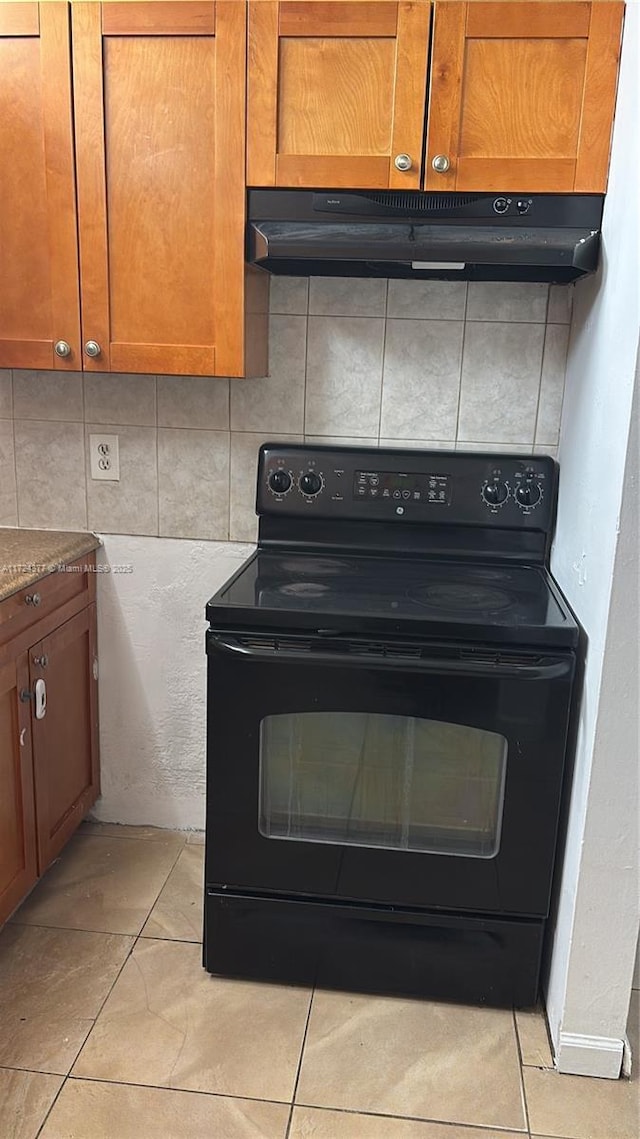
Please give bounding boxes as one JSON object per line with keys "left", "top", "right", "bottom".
{"left": 0, "top": 528, "right": 102, "bottom": 602}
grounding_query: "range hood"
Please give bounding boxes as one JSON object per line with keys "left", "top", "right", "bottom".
{"left": 248, "top": 190, "right": 603, "bottom": 283}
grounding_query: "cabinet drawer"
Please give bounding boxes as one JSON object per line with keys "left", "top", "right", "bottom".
{"left": 0, "top": 555, "right": 95, "bottom": 650}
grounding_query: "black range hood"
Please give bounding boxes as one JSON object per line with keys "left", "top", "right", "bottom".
{"left": 248, "top": 190, "right": 603, "bottom": 283}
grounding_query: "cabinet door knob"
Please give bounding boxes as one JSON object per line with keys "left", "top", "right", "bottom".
{"left": 25, "top": 592, "right": 41, "bottom": 606}
{"left": 32, "top": 654, "right": 49, "bottom": 668}
{"left": 54, "top": 340, "right": 72, "bottom": 359}
{"left": 432, "top": 154, "right": 451, "bottom": 174}
{"left": 85, "top": 340, "right": 102, "bottom": 358}
{"left": 394, "top": 153, "right": 412, "bottom": 172}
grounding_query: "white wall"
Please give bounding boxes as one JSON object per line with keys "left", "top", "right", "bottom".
{"left": 95, "top": 536, "right": 252, "bottom": 829}
{"left": 546, "top": 4, "right": 640, "bottom": 1077}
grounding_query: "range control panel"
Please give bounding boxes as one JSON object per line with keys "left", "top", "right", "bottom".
{"left": 258, "top": 445, "right": 558, "bottom": 531}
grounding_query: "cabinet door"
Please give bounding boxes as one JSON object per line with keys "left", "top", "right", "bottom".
{"left": 0, "top": 654, "right": 37, "bottom": 926}
{"left": 0, "top": 3, "right": 81, "bottom": 370}
{"left": 425, "top": 1, "right": 624, "bottom": 192}
{"left": 31, "top": 605, "right": 99, "bottom": 873}
{"left": 72, "top": 1, "right": 252, "bottom": 376}
{"left": 248, "top": 0, "right": 431, "bottom": 189}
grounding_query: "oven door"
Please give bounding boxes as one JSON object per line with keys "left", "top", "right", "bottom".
{"left": 206, "top": 631, "right": 575, "bottom": 917}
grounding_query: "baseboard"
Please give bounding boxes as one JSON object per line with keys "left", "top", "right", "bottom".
{"left": 556, "top": 1031, "right": 624, "bottom": 1078}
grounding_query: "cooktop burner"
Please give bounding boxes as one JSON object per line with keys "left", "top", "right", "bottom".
{"left": 410, "top": 582, "right": 513, "bottom": 614}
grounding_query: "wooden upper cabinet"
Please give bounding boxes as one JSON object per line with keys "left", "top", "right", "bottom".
{"left": 0, "top": 3, "right": 81, "bottom": 371}
{"left": 425, "top": 1, "right": 625, "bottom": 193}
{"left": 248, "top": 0, "right": 431, "bottom": 189}
{"left": 71, "top": 1, "right": 262, "bottom": 377}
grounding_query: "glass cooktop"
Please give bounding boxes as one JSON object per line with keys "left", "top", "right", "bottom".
{"left": 210, "top": 551, "right": 577, "bottom": 646}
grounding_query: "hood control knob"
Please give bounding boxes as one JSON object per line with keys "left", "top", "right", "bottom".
{"left": 54, "top": 340, "right": 71, "bottom": 358}
{"left": 394, "top": 153, "right": 412, "bottom": 172}
{"left": 432, "top": 154, "right": 450, "bottom": 173}
{"left": 299, "top": 471, "right": 323, "bottom": 496}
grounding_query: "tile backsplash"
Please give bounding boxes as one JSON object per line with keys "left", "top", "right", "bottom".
{"left": 0, "top": 279, "right": 570, "bottom": 542}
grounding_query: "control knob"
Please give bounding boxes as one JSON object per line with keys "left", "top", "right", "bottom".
{"left": 299, "top": 471, "right": 323, "bottom": 496}
{"left": 515, "top": 481, "right": 542, "bottom": 508}
{"left": 482, "top": 480, "right": 509, "bottom": 506}
{"left": 268, "top": 469, "right": 292, "bottom": 494}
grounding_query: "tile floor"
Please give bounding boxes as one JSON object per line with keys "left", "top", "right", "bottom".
{"left": 0, "top": 823, "right": 637, "bottom": 1139}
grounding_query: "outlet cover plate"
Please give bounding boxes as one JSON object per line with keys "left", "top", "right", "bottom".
{"left": 89, "top": 434, "right": 120, "bottom": 481}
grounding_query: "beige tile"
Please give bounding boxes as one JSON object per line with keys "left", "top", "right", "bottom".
{"left": 158, "top": 428, "right": 229, "bottom": 539}
{"left": 387, "top": 280, "right": 467, "bottom": 320}
{"left": 230, "top": 431, "right": 302, "bottom": 542}
{"left": 15, "top": 420, "right": 87, "bottom": 530}
{"left": 84, "top": 372, "right": 156, "bottom": 426}
{"left": 305, "top": 317, "right": 385, "bottom": 437}
{"left": 230, "top": 315, "right": 307, "bottom": 434}
{"left": 516, "top": 1006, "right": 554, "bottom": 1067}
{"left": 290, "top": 1108, "right": 527, "bottom": 1139}
{"left": 379, "top": 439, "right": 454, "bottom": 450}
{"left": 157, "top": 374, "right": 229, "bottom": 429}
{"left": 467, "top": 282, "right": 548, "bottom": 322}
{"left": 0, "top": 369, "right": 12, "bottom": 417}
{"left": 309, "top": 277, "right": 387, "bottom": 317}
{"left": 269, "top": 276, "right": 309, "bottom": 315}
{"left": 0, "top": 419, "right": 18, "bottom": 525}
{"left": 0, "top": 924, "right": 133, "bottom": 1074}
{"left": 548, "top": 283, "right": 573, "bottom": 324}
{"left": 458, "top": 322, "right": 544, "bottom": 444}
{"left": 142, "top": 844, "right": 204, "bottom": 942}
{"left": 85, "top": 423, "right": 158, "bottom": 535}
{"left": 186, "top": 830, "right": 205, "bottom": 845}
{"left": 380, "top": 319, "right": 464, "bottom": 440}
{"left": 296, "top": 991, "right": 526, "bottom": 1130}
{"left": 14, "top": 833, "right": 184, "bottom": 935}
{"left": 536, "top": 324, "right": 569, "bottom": 446}
{"left": 39, "top": 1079, "right": 289, "bottom": 1139}
{"left": 13, "top": 370, "right": 84, "bottom": 421}
{"left": 73, "top": 939, "right": 311, "bottom": 1101}
{"left": 304, "top": 435, "right": 378, "bottom": 447}
{"left": 524, "top": 1062, "right": 639, "bottom": 1139}
{"left": 455, "top": 441, "right": 533, "bottom": 454}
{"left": 0, "top": 1069, "right": 63, "bottom": 1139}
{"left": 78, "top": 821, "right": 184, "bottom": 841}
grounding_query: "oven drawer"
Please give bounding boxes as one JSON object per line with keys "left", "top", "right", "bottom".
{"left": 206, "top": 630, "right": 575, "bottom": 919}
{"left": 205, "top": 890, "right": 544, "bottom": 1007}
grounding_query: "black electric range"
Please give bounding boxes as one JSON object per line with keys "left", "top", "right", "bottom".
{"left": 204, "top": 444, "right": 579, "bottom": 1007}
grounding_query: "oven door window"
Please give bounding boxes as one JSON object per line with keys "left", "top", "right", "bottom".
{"left": 259, "top": 712, "right": 507, "bottom": 858}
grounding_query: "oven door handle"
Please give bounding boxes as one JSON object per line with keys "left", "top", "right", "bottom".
{"left": 208, "top": 634, "right": 573, "bottom": 680}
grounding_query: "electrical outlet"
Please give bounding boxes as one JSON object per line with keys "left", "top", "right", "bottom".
{"left": 89, "top": 434, "right": 120, "bottom": 481}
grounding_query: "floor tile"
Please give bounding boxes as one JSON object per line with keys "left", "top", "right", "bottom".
{"left": 141, "top": 844, "right": 204, "bottom": 942}
{"left": 0, "top": 1069, "right": 63, "bottom": 1139}
{"left": 525, "top": 1064, "right": 639, "bottom": 1139}
{"left": 296, "top": 991, "right": 526, "bottom": 1130}
{"left": 290, "top": 1107, "right": 527, "bottom": 1138}
{"left": 186, "top": 831, "right": 205, "bottom": 845}
{"left": 13, "top": 833, "right": 183, "bottom": 935}
{"left": 39, "top": 1079, "right": 289, "bottom": 1139}
{"left": 72, "top": 939, "right": 311, "bottom": 1102}
{"left": 78, "top": 821, "right": 184, "bottom": 841}
{"left": 516, "top": 1006, "right": 554, "bottom": 1067}
{"left": 0, "top": 925, "right": 133, "bottom": 1074}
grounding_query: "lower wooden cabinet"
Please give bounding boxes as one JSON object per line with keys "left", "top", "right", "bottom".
{"left": 0, "top": 654, "right": 38, "bottom": 924}
{"left": 0, "top": 568, "right": 99, "bottom": 927}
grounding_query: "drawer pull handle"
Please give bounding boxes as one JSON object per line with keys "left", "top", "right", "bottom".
{"left": 25, "top": 592, "right": 41, "bottom": 606}
{"left": 32, "top": 654, "right": 49, "bottom": 668}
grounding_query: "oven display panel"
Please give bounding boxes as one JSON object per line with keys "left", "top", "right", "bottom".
{"left": 354, "top": 470, "right": 452, "bottom": 504}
